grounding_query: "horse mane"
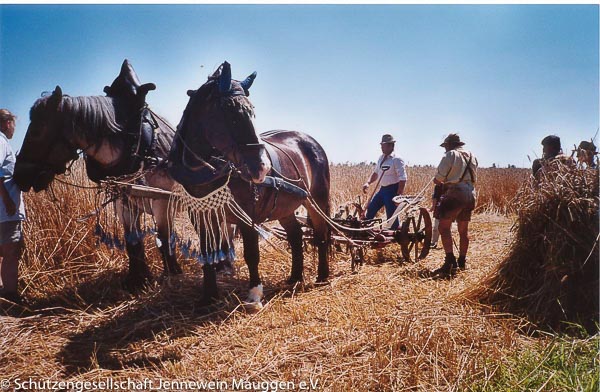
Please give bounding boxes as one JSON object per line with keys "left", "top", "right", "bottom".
{"left": 59, "top": 95, "right": 125, "bottom": 142}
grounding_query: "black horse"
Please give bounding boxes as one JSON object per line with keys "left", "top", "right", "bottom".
{"left": 169, "top": 61, "right": 331, "bottom": 308}
{"left": 14, "top": 60, "right": 182, "bottom": 289}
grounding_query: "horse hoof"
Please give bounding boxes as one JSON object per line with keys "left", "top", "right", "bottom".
{"left": 169, "top": 267, "right": 183, "bottom": 275}
{"left": 242, "top": 284, "right": 263, "bottom": 311}
{"left": 286, "top": 276, "right": 303, "bottom": 285}
{"left": 242, "top": 300, "right": 263, "bottom": 314}
{"left": 123, "top": 274, "right": 153, "bottom": 292}
{"left": 315, "top": 278, "right": 330, "bottom": 287}
{"left": 162, "top": 268, "right": 183, "bottom": 279}
{"left": 199, "top": 294, "right": 219, "bottom": 307}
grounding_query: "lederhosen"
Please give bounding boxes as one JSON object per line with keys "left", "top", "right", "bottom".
{"left": 435, "top": 152, "right": 475, "bottom": 221}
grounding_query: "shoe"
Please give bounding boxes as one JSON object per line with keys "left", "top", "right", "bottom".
{"left": 431, "top": 253, "right": 457, "bottom": 278}
{"left": 430, "top": 242, "right": 438, "bottom": 249}
{"left": 457, "top": 255, "right": 466, "bottom": 270}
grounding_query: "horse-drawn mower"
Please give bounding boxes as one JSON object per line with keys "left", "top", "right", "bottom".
{"left": 272, "top": 195, "right": 433, "bottom": 271}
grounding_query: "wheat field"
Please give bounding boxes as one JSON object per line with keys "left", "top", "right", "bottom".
{"left": 1, "top": 163, "right": 594, "bottom": 391}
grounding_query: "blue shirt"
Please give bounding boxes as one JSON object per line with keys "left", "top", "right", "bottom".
{"left": 0, "top": 133, "right": 26, "bottom": 222}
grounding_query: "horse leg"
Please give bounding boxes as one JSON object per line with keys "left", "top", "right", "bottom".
{"left": 306, "top": 201, "right": 331, "bottom": 284}
{"left": 239, "top": 223, "right": 263, "bottom": 307}
{"left": 117, "top": 201, "right": 152, "bottom": 290}
{"left": 153, "top": 199, "right": 182, "bottom": 276}
{"left": 200, "top": 225, "right": 219, "bottom": 303}
{"left": 188, "top": 212, "right": 219, "bottom": 304}
{"left": 215, "top": 224, "right": 236, "bottom": 275}
{"left": 201, "top": 263, "right": 219, "bottom": 304}
{"left": 279, "top": 215, "right": 304, "bottom": 284}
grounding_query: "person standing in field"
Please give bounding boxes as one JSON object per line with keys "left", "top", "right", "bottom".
{"left": 531, "top": 135, "right": 573, "bottom": 176}
{"left": 429, "top": 133, "right": 477, "bottom": 277}
{"left": 0, "top": 109, "right": 26, "bottom": 303}
{"left": 362, "top": 134, "right": 407, "bottom": 230}
{"left": 574, "top": 140, "right": 598, "bottom": 169}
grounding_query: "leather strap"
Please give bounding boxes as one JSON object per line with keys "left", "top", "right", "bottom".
{"left": 262, "top": 139, "right": 282, "bottom": 177}
{"left": 459, "top": 152, "right": 473, "bottom": 183}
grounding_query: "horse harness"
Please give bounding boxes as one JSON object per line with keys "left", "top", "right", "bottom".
{"left": 260, "top": 141, "right": 308, "bottom": 198}
{"left": 85, "top": 106, "right": 161, "bottom": 183}
{"left": 131, "top": 106, "right": 161, "bottom": 168}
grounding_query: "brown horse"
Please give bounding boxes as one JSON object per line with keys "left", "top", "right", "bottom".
{"left": 169, "top": 61, "right": 331, "bottom": 307}
{"left": 13, "top": 61, "right": 182, "bottom": 289}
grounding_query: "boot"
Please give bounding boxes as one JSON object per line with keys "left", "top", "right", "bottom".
{"left": 457, "top": 255, "right": 466, "bottom": 270}
{"left": 432, "top": 253, "right": 457, "bottom": 277}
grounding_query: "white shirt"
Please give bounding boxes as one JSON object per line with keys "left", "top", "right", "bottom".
{"left": 0, "top": 133, "right": 26, "bottom": 222}
{"left": 373, "top": 153, "right": 407, "bottom": 187}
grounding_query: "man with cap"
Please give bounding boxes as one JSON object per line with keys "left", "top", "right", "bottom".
{"left": 0, "top": 109, "right": 26, "bottom": 303}
{"left": 574, "top": 140, "right": 597, "bottom": 169}
{"left": 532, "top": 135, "right": 573, "bottom": 176}
{"left": 429, "top": 133, "right": 477, "bottom": 277}
{"left": 362, "top": 134, "right": 407, "bottom": 230}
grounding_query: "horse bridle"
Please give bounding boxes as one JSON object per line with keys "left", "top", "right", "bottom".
{"left": 179, "top": 82, "right": 267, "bottom": 182}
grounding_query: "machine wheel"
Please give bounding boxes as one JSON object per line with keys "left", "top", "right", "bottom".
{"left": 350, "top": 246, "right": 366, "bottom": 273}
{"left": 398, "top": 207, "right": 432, "bottom": 262}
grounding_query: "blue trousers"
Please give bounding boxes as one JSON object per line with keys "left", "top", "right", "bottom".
{"left": 366, "top": 182, "right": 400, "bottom": 230}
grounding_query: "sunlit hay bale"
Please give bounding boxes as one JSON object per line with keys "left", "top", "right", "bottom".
{"left": 466, "top": 163, "right": 599, "bottom": 332}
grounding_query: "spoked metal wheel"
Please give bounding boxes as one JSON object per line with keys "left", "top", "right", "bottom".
{"left": 397, "top": 207, "right": 432, "bottom": 262}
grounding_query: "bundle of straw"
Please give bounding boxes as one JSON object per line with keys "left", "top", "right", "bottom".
{"left": 466, "top": 162, "right": 599, "bottom": 332}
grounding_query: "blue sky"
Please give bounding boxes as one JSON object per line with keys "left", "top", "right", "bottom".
{"left": 0, "top": 4, "right": 598, "bottom": 167}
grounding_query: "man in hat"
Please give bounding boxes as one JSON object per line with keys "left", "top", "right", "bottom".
{"left": 532, "top": 135, "right": 573, "bottom": 176}
{"left": 575, "top": 140, "right": 597, "bottom": 169}
{"left": 429, "top": 133, "right": 477, "bottom": 277}
{"left": 362, "top": 134, "right": 407, "bottom": 229}
{"left": 0, "top": 109, "right": 26, "bottom": 303}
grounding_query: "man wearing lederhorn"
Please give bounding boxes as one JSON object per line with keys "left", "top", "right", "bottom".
{"left": 429, "top": 133, "right": 478, "bottom": 277}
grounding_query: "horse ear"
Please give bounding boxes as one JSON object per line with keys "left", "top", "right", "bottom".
{"left": 218, "top": 61, "right": 232, "bottom": 94}
{"left": 240, "top": 71, "right": 257, "bottom": 95}
{"left": 138, "top": 83, "right": 156, "bottom": 100}
{"left": 187, "top": 89, "right": 196, "bottom": 97}
{"left": 48, "top": 86, "right": 63, "bottom": 109}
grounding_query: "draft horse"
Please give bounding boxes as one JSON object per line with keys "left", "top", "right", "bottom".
{"left": 169, "top": 61, "right": 331, "bottom": 307}
{"left": 13, "top": 60, "right": 182, "bottom": 289}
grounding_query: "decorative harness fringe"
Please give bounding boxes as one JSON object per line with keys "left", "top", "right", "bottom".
{"left": 166, "top": 174, "right": 271, "bottom": 265}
